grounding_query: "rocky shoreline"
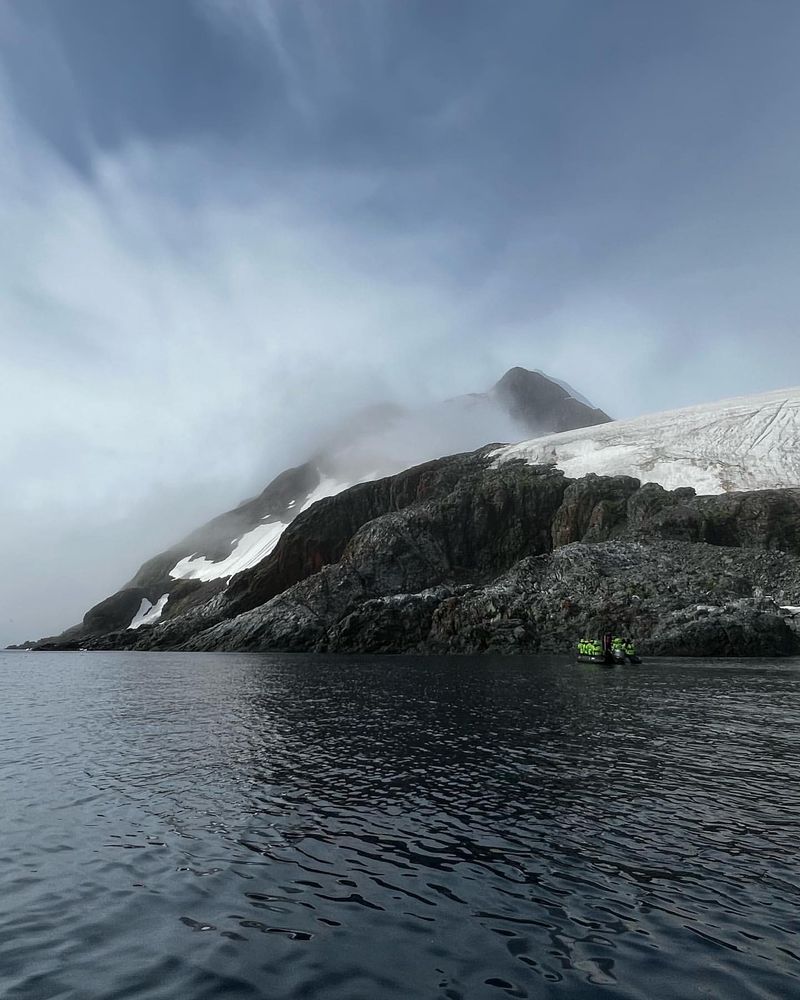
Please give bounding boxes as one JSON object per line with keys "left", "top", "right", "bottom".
{"left": 35, "top": 447, "right": 800, "bottom": 658}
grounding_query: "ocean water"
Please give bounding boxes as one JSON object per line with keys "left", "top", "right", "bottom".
{"left": 1, "top": 651, "right": 799, "bottom": 1000}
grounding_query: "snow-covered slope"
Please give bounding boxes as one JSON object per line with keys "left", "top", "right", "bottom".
{"left": 492, "top": 387, "right": 800, "bottom": 493}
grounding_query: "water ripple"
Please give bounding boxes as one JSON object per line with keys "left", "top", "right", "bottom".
{"left": 1, "top": 651, "right": 799, "bottom": 999}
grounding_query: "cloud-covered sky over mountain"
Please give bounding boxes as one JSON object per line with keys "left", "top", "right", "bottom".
{"left": 2, "top": 0, "right": 800, "bottom": 644}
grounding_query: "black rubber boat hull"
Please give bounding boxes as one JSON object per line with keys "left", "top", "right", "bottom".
{"left": 576, "top": 653, "right": 643, "bottom": 666}
{"left": 576, "top": 654, "right": 615, "bottom": 666}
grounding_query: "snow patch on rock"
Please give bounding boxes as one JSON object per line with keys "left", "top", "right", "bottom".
{"left": 169, "top": 520, "right": 286, "bottom": 582}
{"left": 129, "top": 594, "right": 169, "bottom": 629}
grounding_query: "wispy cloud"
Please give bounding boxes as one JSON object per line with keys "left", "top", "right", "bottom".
{"left": 199, "top": 0, "right": 355, "bottom": 122}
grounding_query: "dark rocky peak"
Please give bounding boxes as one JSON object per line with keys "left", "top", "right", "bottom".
{"left": 490, "top": 367, "right": 612, "bottom": 434}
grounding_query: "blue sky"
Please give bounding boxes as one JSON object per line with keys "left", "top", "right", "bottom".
{"left": 2, "top": 0, "right": 800, "bottom": 643}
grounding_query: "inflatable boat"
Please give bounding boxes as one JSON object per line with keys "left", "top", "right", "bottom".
{"left": 576, "top": 639, "right": 642, "bottom": 666}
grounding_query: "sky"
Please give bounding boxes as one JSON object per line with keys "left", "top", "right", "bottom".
{"left": 2, "top": 0, "right": 800, "bottom": 645}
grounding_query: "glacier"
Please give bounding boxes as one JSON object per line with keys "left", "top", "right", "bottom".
{"left": 492, "top": 387, "right": 800, "bottom": 494}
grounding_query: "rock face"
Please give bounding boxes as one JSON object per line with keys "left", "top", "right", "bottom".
{"left": 317, "top": 543, "right": 799, "bottom": 658}
{"left": 78, "top": 450, "right": 800, "bottom": 657}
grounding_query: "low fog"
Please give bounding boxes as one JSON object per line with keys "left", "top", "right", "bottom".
{"left": 3, "top": 0, "right": 800, "bottom": 646}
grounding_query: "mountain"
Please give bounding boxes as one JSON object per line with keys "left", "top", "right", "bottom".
{"left": 27, "top": 368, "right": 610, "bottom": 648}
{"left": 36, "top": 384, "right": 800, "bottom": 657}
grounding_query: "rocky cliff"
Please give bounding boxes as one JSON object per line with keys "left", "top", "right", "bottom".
{"left": 73, "top": 450, "right": 800, "bottom": 657}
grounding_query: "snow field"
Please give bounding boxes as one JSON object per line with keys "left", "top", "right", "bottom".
{"left": 492, "top": 387, "right": 800, "bottom": 494}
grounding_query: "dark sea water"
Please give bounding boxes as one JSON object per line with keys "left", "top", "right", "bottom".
{"left": 1, "top": 652, "right": 799, "bottom": 1000}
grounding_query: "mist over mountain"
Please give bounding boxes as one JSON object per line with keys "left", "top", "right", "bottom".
{"left": 310, "top": 367, "right": 611, "bottom": 485}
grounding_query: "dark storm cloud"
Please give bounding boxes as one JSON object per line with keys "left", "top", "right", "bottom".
{"left": 2, "top": 0, "right": 800, "bottom": 644}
